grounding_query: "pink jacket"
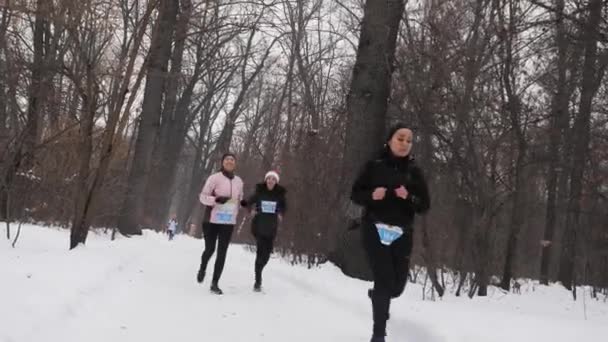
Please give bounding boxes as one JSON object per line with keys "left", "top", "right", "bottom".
{"left": 199, "top": 172, "right": 244, "bottom": 225}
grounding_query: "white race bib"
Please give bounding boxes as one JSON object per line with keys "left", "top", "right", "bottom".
{"left": 375, "top": 223, "right": 404, "bottom": 246}
{"left": 260, "top": 201, "right": 277, "bottom": 214}
{"left": 214, "top": 202, "right": 236, "bottom": 224}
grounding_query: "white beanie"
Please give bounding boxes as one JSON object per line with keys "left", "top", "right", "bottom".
{"left": 265, "top": 171, "right": 280, "bottom": 183}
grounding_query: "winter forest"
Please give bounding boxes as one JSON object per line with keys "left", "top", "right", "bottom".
{"left": 1, "top": 0, "right": 607, "bottom": 302}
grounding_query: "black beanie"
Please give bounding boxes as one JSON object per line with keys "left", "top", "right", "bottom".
{"left": 386, "top": 122, "right": 410, "bottom": 142}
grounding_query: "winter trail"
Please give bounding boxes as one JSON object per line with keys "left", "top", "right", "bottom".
{"left": 2, "top": 225, "right": 607, "bottom": 342}
{"left": 1, "top": 226, "right": 439, "bottom": 342}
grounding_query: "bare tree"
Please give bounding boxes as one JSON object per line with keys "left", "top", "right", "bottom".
{"left": 559, "top": 0, "right": 606, "bottom": 290}
{"left": 497, "top": 0, "right": 530, "bottom": 291}
{"left": 332, "top": 0, "right": 406, "bottom": 277}
{"left": 540, "top": 0, "right": 571, "bottom": 286}
{"left": 68, "top": 0, "right": 155, "bottom": 248}
{"left": 117, "top": 0, "right": 179, "bottom": 236}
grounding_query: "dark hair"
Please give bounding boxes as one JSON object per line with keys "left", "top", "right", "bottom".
{"left": 221, "top": 153, "right": 236, "bottom": 162}
{"left": 386, "top": 122, "right": 411, "bottom": 142}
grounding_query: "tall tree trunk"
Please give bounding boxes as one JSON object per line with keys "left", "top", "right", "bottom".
{"left": 23, "top": 0, "right": 47, "bottom": 164}
{"left": 117, "top": 0, "right": 178, "bottom": 236}
{"left": 472, "top": 208, "right": 493, "bottom": 297}
{"left": 460, "top": 0, "right": 495, "bottom": 297}
{"left": 177, "top": 99, "right": 216, "bottom": 236}
{"left": 558, "top": 0, "right": 603, "bottom": 290}
{"left": 343, "top": 0, "right": 406, "bottom": 184}
{"left": 540, "top": 0, "right": 569, "bottom": 286}
{"left": 338, "top": 0, "right": 406, "bottom": 278}
{"left": 0, "top": 3, "right": 9, "bottom": 138}
{"left": 501, "top": 140, "right": 526, "bottom": 290}
{"left": 288, "top": 0, "right": 325, "bottom": 256}
{"left": 145, "top": 0, "right": 193, "bottom": 228}
{"left": 499, "top": 0, "right": 527, "bottom": 291}
{"left": 70, "top": 66, "right": 97, "bottom": 250}
{"left": 418, "top": 107, "right": 444, "bottom": 296}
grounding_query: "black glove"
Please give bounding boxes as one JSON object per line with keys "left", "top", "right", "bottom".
{"left": 240, "top": 199, "right": 248, "bottom": 207}
{"left": 215, "top": 196, "right": 230, "bottom": 204}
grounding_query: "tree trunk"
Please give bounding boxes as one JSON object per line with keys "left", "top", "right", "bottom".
{"left": 418, "top": 108, "right": 444, "bottom": 296}
{"left": 0, "top": 3, "right": 9, "bottom": 138}
{"left": 70, "top": 66, "right": 96, "bottom": 250}
{"left": 0, "top": 24, "right": 8, "bottom": 225}
{"left": 540, "top": 0, "right": 569, "bottom": 286}
{"left": 343, "top": 0, "right": 406, "bottom": 183}
{"left": 459, "top": 0, "right": 495, "bottom": 297}
{"left": 145, "top": 0, "right": 193, "bottom": 228}
{"left": 117, "top": 0, "right": 178, "bottom": 236}
{"left": 23, "top": 0, "right": 47, "bottom": 164}
{"left": 499, "top": 0, "right": 527, "bottom": 291}
{"left": 474, "top": 209, "right": 493, "bottom": 296}
{"left": 501, "top": 145, "right": 526, "bottom": 291}
{"left": 290, "top": 0, "right": 324, "bottom": 255}
{"left": 338, "top": 0, "right": 406, "bottom": 278}
{"left": 177, "top": 100, "right": 216, "bottom": 236}
{"left": 558, "top": 0, "right": 603, "bottom": 290}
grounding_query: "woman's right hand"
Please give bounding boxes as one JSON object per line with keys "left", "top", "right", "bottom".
{"left": 372, "top": 187, "right": 387, "bottom": 201}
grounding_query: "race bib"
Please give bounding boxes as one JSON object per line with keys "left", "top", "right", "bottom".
{"left": 375, "top": 223, "right": 404, "bottom": 246}
{"left": 260, "top": 201, "right": 277, "bottom": 214}
{"left": 214, "top": 202, "right": 236, "bottom": 224}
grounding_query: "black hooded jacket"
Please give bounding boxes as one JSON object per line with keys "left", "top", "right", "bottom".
{"left": 351, "top": 149, "right": 430, "bottom": 229}
{"left": 244, "top": 183, "right": 287, "bottom": 238}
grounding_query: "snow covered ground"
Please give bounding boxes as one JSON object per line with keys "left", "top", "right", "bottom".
{"left": 1, "top": 224, "right": 607, "bottom": 342}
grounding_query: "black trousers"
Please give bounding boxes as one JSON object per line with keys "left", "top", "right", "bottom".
{"left": 254, "top": 235, "right": 274, "bottom": 283}
{"left": 362, "top": 221, "right": 413, "bottom": 336}
{"left": 200, "top": 223, "right": 234, "bottom": 284}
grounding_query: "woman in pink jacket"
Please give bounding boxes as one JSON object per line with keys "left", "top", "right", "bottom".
{"left": 196, "top": 153, "right": 244, "bottom": 295}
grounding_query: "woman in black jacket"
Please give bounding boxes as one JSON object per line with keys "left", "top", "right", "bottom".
{"left": 242, "top": 171, "right": 287, "bottom": 292}
{"left": 351, "top": 123, "right": 430, "bottom": 342}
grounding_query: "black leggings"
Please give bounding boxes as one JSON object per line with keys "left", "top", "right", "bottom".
{"left": 255, "top": 235, "right": 274, "bottom": 282}
{"left": 362, "top": 221, "right": 413, "bottom": 336}
{"left": 200, "top": 223, "right": 234, "bottom": 284}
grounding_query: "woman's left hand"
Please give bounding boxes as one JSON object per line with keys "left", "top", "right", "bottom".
{"left": 395, "top": 185, "right": 409, "bottom": 199}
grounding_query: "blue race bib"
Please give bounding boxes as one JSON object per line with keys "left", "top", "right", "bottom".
{"left": 214, "top": 202, "right": 236, "bottom": 224}
{"left": 260, "top": 201, "right": 277, "bottom": 214}
{"left": 375, "top": 223, "right": 404, "bottom": 246}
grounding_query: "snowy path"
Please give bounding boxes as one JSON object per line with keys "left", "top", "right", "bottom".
{"left": 1, "top": 225, "right": 607, "bottom": 342}
{"left": 1, "top": 227, "right": 440, "bottom": 342}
